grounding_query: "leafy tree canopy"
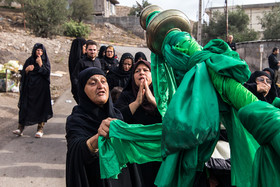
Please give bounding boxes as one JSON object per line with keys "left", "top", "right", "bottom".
{"left": 260, "top": 3, "right": 280, "bottom": 39}
{"left": 128, "top": 0, "right": 151, "bottom": 16}
{"left": 70, "top": 0, "right": 94, "bottom": 23}
{"left": 24, "top": 0, "right": 68, "bottom": 38}
{"left": 202, "top": 7, "right": 258, "bottom": 44}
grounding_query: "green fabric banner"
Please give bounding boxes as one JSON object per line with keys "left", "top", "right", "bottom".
{"left": 153, "top": 30, "right": 258, "bottom": 187}
{"left": 97, "top": 28, "right": 280, "bottom": 187}
{"left": 238, "top": 101, "right": 280, "bottom": 187}
{"left": 98, "top": 120, "right": 162, "bottom": 179}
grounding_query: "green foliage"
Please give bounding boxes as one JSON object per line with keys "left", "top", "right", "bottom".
{"left": 70, "top": 0, "right": 93, "bottom": 22}
{"left": 128, "top": 0, "right": 151, "bottom": 16}
{"left": 63, "top": 20, "right": 91, "bottom": 38}
{"left": 24, "top": 0, "right": 68, "bottom": 38}
{"left": 260, "top": 4, "right": 280, "bottom": 39}
{"left": 203, "top": 7, "right": 258, "bottom": 44}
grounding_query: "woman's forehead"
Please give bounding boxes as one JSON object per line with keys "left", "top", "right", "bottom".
{"left": 88, "top": 74, "right": 106, "bottom": 81}
{"left": 135, "top": 63, "right": 149, "bottom": 69}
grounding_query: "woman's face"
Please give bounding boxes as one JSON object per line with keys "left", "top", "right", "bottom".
{"left": 134, "top": 63, "right": 152, "bottom": 87}
{"left": 36, "top": 48, "right": 43, "bottom": 57}
{"left": 123, "top": 58, "right": 133, "bottom": 71}
{"left": 84, "top": 74, "right": 109, "bottom": 106}
{"left": 106, "top": 48, "right": 114, "bottom": 58}
{"left": 256, "top": 75, "right": 271, "bottom": 95}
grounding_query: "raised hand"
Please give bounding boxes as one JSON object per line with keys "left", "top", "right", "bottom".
{"left": 25, "top": 65, "right": 34, "bottom": 74}
{"left": 257, "top": 82, "right": 271, "bottom": 97}
{"left": 143, "top": 78, "right": 157, "bottom": 107}
{"left": 129, "top": 79, "right": 145, "bottom": 114}
{"left": 36, "top": 56, "right": 43, "bottom": 67}
{"left": 98, "top": 117, "right": 116, "bottom": 139}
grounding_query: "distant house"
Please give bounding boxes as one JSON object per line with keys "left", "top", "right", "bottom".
{"left": 93, "top": 0, "right": 119, "bottom": 17}
{"left": 68, "top": 0, "right": 119, "bottom": 17}
{"left": 205, "top": 2, "right": 279, "bottom": 37}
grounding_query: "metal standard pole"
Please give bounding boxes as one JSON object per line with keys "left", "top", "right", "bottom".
{"left": 260, "top": 44, "right": 264, "bottom": 70}
{"left": 197, "top": 0, "right": 202, "bottom": 45}
{"left": 225, "top": 0, "right": 228, "bottom": 41}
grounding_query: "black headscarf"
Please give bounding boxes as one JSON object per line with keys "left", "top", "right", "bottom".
{"left": 66, "top": 67, "right": 124, "bottom": 187}
{"left": 244, "top": 70, "right": 276, "bottom": 103}
{"left": 263, "top": 67, "right": 280, "bottom": 100}
{"left": 18, "top": 43, "right": 52, "bottom": 125}
{"left": 134, "top": 52, "right": 147, "bottom": 63}
{"left": 111, "top": 52, "right": 134, "bottom": 77}
{"left": 103, "top": 46, "right": 118, "bottom": 65}
{"left": 128, "top": 60, "right": 156, "bottom": 114}
{"left": 106, "top": 53, "right": 134, "bottom": 90}
{"left": 247, "top": 71, "right": 271, "bottom": 84}
{"left": 263, "top": 68, "right": 275, "bottom": 82}
{"left": 68, "top": 38, "right": 86, "bottom": 78}
{"left": 77, "top": 67, "right": 123, "bottom": 122}
{"left": 98, "top": 45, "right": 107, "bottom": 59}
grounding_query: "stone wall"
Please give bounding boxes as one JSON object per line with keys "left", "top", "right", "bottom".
{"left": 237, "top": 40, "right": 280, "bottom": 72}
{"left": 92, "top": 16, "right": 145, "bottom": 39}
{"left": 115, "top": 5, "right": 131, "bottom": 17}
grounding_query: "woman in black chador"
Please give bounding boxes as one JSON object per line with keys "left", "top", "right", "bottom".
{"left": 106, "top": 52, "right": 134, "bottom": 90}
{"left": 13, "top": 43, "right": 53, "bottom": 138}
{"left": 115, "top": 60, "right": 162, "bottom": 187}
{"left": 65, "top": 67, "right": 133, "bottom": 187}
{"left": 68, "top": 37, "right": 86, "bottom": 102}
{"left": 243, "top": 70, "right": 275, "bottom": 104}
{"left": 100, "top": 45, "right": 119, "bottom": 74}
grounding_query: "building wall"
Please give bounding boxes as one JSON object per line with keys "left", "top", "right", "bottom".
{"left": 115, "top": 5, "right": 131, "bottom": 17}
{"left": 237, "top": 40, "right": 280, "bottom": 72}
{"left": 93, "top": 0, "right": 118, "bottom": 17}
{"left": 93, "top": 16, "right": 144, "bottom": 38}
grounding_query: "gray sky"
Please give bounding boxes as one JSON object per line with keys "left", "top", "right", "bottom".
{"left": 117, "top": 0, "right": 279, "bottom": 21}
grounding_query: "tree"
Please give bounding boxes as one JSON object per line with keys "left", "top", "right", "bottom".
{"left": 260, "top": 4, "right": 280, "bottom": 39}
{"left": 24, "top": 0, "right": 68, "bottom": 38}
{"left": 202, "top": 7, "right": 258, "bottom": 44}
{"left": 128, "top": 0, "right": 151, "bottom": 17}
{"left": 70, "top": 0, "right": 93, "bottom": 23}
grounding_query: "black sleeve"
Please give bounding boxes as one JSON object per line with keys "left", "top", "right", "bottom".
{"left": 114, "top": 93, "right": 134, "bottom": 123}
{"left": 65, "top": 116, "right": 99, "bottom": 187}
{"left": 99, "top": 58, "right": 107, "bottom": 73}
{"left": 268, "top": 55, "right": 279, "bottom": 70}
{"left": 72, "top": 60, "right": 83, "bottom": 97}
{"left": 38, "top": 62, "right": 50, "bottom": 77}
{"left": 94, "top": 58, "right": 102, "bottom": 69}
{"left": 243, "top": 82, "right": 257, "bottom": 93}
{"left": 106, "top": 72, "right": 113, "bottom": 90}
{"left": 243, "top": 82, "right": 265, "bottom": 101}
{"left": 232, "top": 43, "right": 236, "bottom": 51}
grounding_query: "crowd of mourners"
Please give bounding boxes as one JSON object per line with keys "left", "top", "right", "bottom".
{"left": 11, "top": 35, "right": 280, "bottom": 187}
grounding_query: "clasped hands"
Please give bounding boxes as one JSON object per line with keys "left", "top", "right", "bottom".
{"left": 129, "top": 79, "right": 157, "bottom": 114}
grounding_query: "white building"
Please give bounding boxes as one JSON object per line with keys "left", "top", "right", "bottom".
{"left": 205, "top": 3, "right": 279, "bottom": 34}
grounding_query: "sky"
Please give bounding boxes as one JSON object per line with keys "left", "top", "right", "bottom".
{"left": 117, "top": 0, "right": 279, "bottom": 21}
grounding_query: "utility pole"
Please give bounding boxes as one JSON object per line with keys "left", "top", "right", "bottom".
{"left": 225, "top": 0, "right": 228, "bottom": 41}
{"left": 197, "top": 0, "right": 202, "bottom": 45}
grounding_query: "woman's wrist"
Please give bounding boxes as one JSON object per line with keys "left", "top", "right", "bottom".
{"left": 129, "top": 101, "right": 140, "bottom": 115}
{"left": 86, "top": 135, "right": 99, "bottom": 153}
